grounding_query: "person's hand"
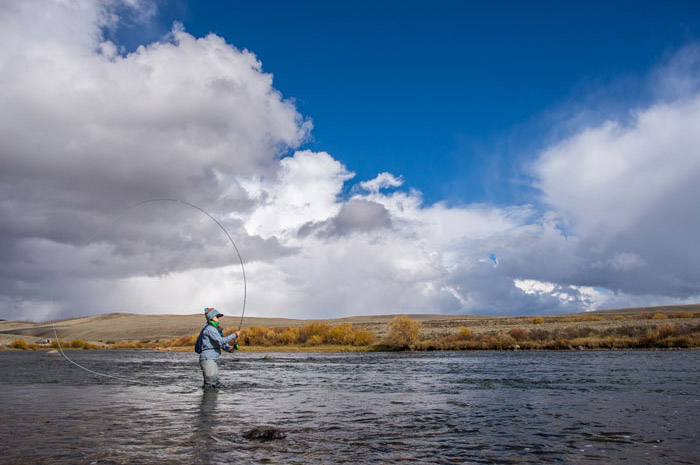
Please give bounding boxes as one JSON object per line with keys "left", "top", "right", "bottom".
{"left": 234, "top": 330, "right": 241, "bottom": 338}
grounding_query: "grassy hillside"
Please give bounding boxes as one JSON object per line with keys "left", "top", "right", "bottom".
{"left": 1, "top": 303, "right": 698, "bottom": 345}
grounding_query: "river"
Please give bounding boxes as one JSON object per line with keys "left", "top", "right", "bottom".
{"left": 0, "top": 350, "right": 698, "bottom": 464}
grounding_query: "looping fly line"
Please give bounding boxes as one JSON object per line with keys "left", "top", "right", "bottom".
{"left": 51, "top": 198, "right": 247, "bottom": 385}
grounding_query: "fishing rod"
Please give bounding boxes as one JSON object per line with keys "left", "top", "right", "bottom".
{"left": 51, "top": 198, "right": 247, "bottom": 382}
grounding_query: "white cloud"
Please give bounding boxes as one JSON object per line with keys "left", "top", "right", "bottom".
{"left": 533, "top": 90, "right": 700, "bottom": 298}
{"left": 242, "top": 150, "right": 354, "bottom": 239}
{"left": 359, "top": 172, "right": 403, "bottom": 192}
{"left": 536, "top": 96, "right": 700, "bottom": 239}
{"left": 0, "top": 0, "right": 309, "bottom": 319}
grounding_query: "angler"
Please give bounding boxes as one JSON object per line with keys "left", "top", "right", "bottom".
{"left": 195, "top": 307, "right": 240, "bottom": 389}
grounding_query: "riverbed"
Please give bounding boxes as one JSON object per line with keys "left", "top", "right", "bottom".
{"left": 0, "top": 350, "right": 697, "bottom": 464}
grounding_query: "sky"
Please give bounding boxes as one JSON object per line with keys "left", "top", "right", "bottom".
{"left": 1, "top": 0, "right": 700, "bottom": 322}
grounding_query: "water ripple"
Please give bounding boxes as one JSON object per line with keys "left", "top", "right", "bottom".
{"left": 0, "top": 351, "right": 698, "bottom": 464}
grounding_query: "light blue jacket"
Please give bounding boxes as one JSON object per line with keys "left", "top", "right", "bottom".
{"left": 199, "top": 323, "right": 238, "bottom": 361}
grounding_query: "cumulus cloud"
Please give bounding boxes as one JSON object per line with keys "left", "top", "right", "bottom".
{"left": 534, "top": 92, "right": 700, "bottom": 297}
{"left": 241, "top": 150, "right": 354, "bottom": 240}
{"left": 0, "top": 0, "right": 308, "bottom": 319}
{"left": 298, "top": 199, "right": 392, "bottom": 238}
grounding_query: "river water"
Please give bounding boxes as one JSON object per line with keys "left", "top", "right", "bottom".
{"left": 0, "top": 350, "right": 698, "bottom": 464}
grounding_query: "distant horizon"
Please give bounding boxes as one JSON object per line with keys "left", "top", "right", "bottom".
{"left": 5, "top": 302, "right": 697, "bottom": 326}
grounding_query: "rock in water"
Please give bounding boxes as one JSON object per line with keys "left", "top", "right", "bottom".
{"left": 243, "top": 426, "right": 286, "bottom": 440}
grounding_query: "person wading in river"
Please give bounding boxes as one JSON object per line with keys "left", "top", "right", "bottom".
{"left": 196, "top": 307, "right": 240, "bottom": 389}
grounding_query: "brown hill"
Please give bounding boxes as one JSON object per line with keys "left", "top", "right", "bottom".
{"left": 1, "top": 304, "right": 698, "bottom": 343}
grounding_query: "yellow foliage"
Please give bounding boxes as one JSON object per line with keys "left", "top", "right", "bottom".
{"left": 307, "top": 334, "right": 325, "bottom": 346}
{"left": 456, "top": 326, "right": 472, "bottom": 340}
{"left": 353, "top": 329, "right": 375, "bottom": 346}
{"left": 329, "top": 323, "right": 357, "bottom": 345}
{"left": 10, "top": 340, "right": 28, "bottom": 350}
{"left": 298, "top": 322, "right": 331, "bottom": 343}
{"left": 167, "top": 333, "right": 198, "bottom": 347}
{"left": 242, "top": 326, "right": 274, "bottom": 345}
{"left": 532, "top": 317, "right": 545, "bottom": 324}
{"left": 384, "top": 315, "right": 421, "bottom": 350}
{"left": 277, "top": 328, "right": 299, "bottom": 345}
{"left": 71, "top": 339, "right": 86, "bottom": 349}
{"left": 651, "top": 312, "right": 668, "bottom": 320}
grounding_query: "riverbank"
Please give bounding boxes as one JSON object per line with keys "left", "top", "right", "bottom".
{"left": 2, "top": 304, "right": 698, "bottom": 352}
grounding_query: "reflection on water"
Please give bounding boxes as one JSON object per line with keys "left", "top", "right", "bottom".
{"left": 193, "top": 389, "right": 218, "bottom": 464}
{"left": 0, "top": 350, "right": 698, "bottom": 464}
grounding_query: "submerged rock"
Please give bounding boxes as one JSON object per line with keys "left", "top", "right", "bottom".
{"left": 46, "top": 350, "right": 59, "bottom": 355}
{"left": 243, "top": 426, "right": 286, "bottom": 441}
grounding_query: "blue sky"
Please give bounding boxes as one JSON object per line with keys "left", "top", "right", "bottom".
{"left": 115, "top": 0, "right": 700, "bottom": 206}
{"left": 2, "top": 0, "right": 700, "bottom": 320}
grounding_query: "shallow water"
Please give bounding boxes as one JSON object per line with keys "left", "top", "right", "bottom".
{"left": 0, "top": 350, "right": 698, "bottom": 464}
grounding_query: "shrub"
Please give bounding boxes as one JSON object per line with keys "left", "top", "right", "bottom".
{"left": 277, "top": 328, "right": 299, "bottom": 345}
{"left": 242, "top": 326, "right": 274, "bottom": 346}
{"left": 456, "top": 327, "right": 472, "bottom": 340}
{"left": 548, "top": 338, "right": 570, "bottom": 349}
{"left": 10, "top": 340, "right": 28, "bottom": 350}
{"left": 298, "top": 322, "right": 331, "bottom": 344}
{"left": 384, "top": 315, "right": 422, "bottom": 350}
{"left": 532, "top": 316, "right": 545, "bottom": 324}
{"left": 166, "top": 333, "right": 198, "bottom": 347}
{"left": 507, "top": 327, "right": 527, "bottom": 341}
{"left": 353, "top": 329, "right": 375, "bottom": 346}
{"left": 672, "top": 312, "right": 693, "bottom": 319}
{"left": 604, "top": 325, "right": 647, "bottom": 338}
{"left": 27, "top": 343, "right": 39, "bottom": 350}
{"left": 644, "top": 328, "right": 659, "bottom": 343}
{"left": 494, "top": 335, "right": 516, "bottom": 349}
{"left": 71, "top": 339, "right": 86, "bottom": 349}
{"left": 329, "top": 323, "right": 357, "bottom": 345}
{"left": 651, "top": 312, "right": 668, "bottom": 320}
{"left": 307, "top": 334, "right": 325, "bottom": 346}
{"left": 657, "top": 323, "right": 679, "bottom": 338}
{"left": 529, "top": 328, "right": 551, "bottom": 341}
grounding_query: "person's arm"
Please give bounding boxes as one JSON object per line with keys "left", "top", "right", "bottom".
{"left": 205, "top": 326, "right": 239, "bottom": 348}
{"left": 221, "top": 330, "right": 240, "bottom": 352}
{"left": 222, "top": 331, "right": 240, "bottom": 344}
